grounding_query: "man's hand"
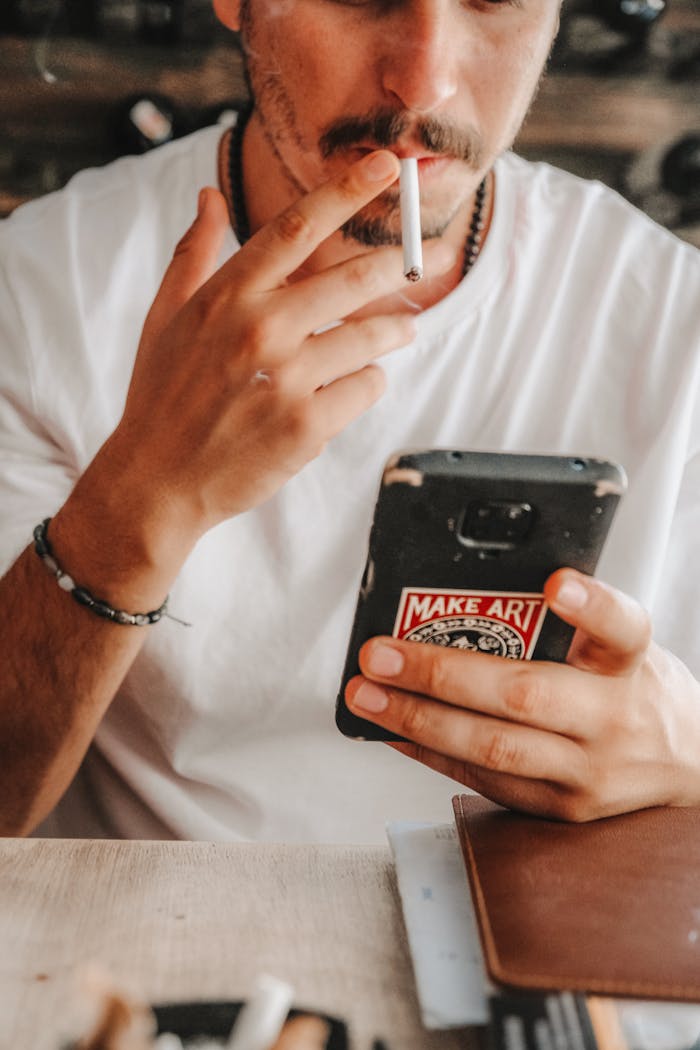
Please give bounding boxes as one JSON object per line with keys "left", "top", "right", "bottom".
{"left": 103, "top": 149, "right": 452, "bottom": 545}
{"left": 345, "top": 568, "right": 700, "bottom": 821}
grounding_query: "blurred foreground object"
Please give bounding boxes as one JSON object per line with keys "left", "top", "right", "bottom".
{"left": 67, "top": 969, "right": 345, "bottom": 1050}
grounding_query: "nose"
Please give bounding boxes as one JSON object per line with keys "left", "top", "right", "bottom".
{"left": 379, "top": 1, "right": 460, "bottom": 115}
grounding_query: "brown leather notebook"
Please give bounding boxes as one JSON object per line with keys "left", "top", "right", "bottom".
{"left": 453, "top": 793, "right": 700, "bottom": 1001}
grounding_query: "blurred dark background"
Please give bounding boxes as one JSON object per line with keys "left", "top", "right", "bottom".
{"left": 1, "top": 0, "right": 698, "bottom": 246}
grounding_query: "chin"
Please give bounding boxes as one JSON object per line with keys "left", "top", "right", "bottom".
{"left": 340, "top": 196, "right": 457, "bottom": 248}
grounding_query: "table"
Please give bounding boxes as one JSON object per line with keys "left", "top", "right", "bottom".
{"left": 0, "top": 839, "right": 476, "bottom": 1050}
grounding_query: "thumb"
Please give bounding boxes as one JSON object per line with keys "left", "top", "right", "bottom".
{"left": 142, "top": 186, "right": 230, "bottom": 343}
{"left": 544, "top": 568, "right": 651, "bottom": 675}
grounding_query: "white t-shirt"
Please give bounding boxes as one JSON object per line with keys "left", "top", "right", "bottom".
{"left": 1, "top": 126, "right": 699, "bottom": 842}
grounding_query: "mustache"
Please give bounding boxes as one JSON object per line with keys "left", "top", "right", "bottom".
{"left": 318, "top": 108, "right": 483, "bottom": 168}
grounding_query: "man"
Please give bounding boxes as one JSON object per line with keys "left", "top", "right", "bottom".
{"left": 0, "top": 0, "right": 698, "bottom": 840}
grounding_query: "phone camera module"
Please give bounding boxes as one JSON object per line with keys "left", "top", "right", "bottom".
{"left": 458, "top": 500, "right": 534, "bottom": 548}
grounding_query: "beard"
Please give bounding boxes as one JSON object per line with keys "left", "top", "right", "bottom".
{"left": 339, "top": 186, "right": 454, "bottom": 247}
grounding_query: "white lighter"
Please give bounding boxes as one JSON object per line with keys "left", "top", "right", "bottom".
{"left": 399, "top": 158, "right": 423, "bottom": 282}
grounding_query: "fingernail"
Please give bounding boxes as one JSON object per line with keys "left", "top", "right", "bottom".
{"left": 367, "top": 643, "right": 404, "bottom": 677}
{"left": 555, "top": 578, "right": 588, "bottom": 610}
{"left": 364, "top": 151, "right": 399, "bottom": 181}
{"left": 197, "top": 187, "right": 207, "bottom": 216}
{"left": 352, "top": 681, "right": 389, "bottom": 713}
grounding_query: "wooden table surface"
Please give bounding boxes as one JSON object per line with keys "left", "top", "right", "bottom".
{"left": 0, "top": 838, "right": 476, "bottom": 1050}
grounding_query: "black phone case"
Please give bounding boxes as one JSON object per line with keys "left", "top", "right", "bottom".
{"left": 335, "top": 449, "right": 626, "bottom": 741}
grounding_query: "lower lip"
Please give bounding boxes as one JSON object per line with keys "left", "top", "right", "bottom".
{"left": 415, "top": 156, "right": 453, "bottom": 179}
{"left": 347, "top": 149, "right": 454, "bottom": 179}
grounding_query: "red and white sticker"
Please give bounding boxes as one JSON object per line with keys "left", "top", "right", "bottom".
{"left": 393, "top": 588, "right": 548, "bottom": 660}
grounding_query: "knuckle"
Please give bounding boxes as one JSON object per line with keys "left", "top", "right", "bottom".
{"left": 275, "top": 206, "right": 314, "bottom": 246}
{"left": 361, "top": 363, "right": 387, "bottom": 400}
{"left": 359, "top": 316, "right": 410, "bottom": 354}
{"left": 555, "top": 791, "right": 599, "bottom": 824}
{"left": 549, "top": 793, "right": 580, "bottom": 822}
{"left": 355, "top": 316, "right": 386, "bottom": 347}
{"left": 555, "top": 753, "right": 610, "bottom": 822}
{"left": 185, "top": 291, "right": 214, "bottom": 330}
{"left": 400, "top": 696, "right": 432, "bottom": 741}
{"left": 477, "top": 730, "right": 519, "bottom": 773}
{"left": 284, "top": 403, "right": 310, "bottom": 441}
{"left": 343, "top": 256, "right": 383, "bottom": 298}
{"left": 501, "top": 667, "right": 545, "bottom": 722}
{"left": 285, "top": 403, "right": 323, "bottom": 453}
{"left": 242, "top": 314, "right": 279, "bottom": 360}
{"left": 335, "top": 168, "right": 362, "bottom": 203}
{"left": 423, "top": 648, "right": 452, "bottom": 703}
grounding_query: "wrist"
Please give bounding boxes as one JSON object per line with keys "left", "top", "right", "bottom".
{"left": 49, "top": 437, "right": 201, "bottom": 611}
{"left": 33, "top": 519, "right": 177, "bottom": 626}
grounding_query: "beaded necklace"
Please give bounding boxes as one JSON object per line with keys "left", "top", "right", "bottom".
{"left": 226, "top": 105, "right": 488, "bottom": 278}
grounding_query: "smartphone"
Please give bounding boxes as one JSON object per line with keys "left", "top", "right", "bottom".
{"left": 335, "top": 449, "right": 627, "bottom": 741}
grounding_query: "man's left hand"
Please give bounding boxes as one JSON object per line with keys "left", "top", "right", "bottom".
{"left": 345, "top": 568, "right": 700, "bottom": 820}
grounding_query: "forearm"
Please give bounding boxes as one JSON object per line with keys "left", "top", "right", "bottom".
{"left": 0, "top": 449, "right": 196, "bottom": 837}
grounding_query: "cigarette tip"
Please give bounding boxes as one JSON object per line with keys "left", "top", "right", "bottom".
{"left": 404, "top": 266, "right": 423, "bottom": 283}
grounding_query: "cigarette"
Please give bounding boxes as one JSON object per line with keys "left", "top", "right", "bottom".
{"left": 226, "top": 974, "right": 294, "bottom": 1050}
{"left": 400, "top": 158, "right": 423, "bottom": 283}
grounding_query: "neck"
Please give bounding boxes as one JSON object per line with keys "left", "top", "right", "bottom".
{"left": 220, "top": 111, "right": 494, "bottom": 316}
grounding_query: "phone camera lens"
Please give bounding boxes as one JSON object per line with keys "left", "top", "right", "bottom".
{"left": 446, "top": 451, "right": 463, "bottom": 462}
{"left": 571, "top": 458, "right": 587, "bottom": 471}
{"left": 459, "top": 500, "right": 534, "bottom": 547}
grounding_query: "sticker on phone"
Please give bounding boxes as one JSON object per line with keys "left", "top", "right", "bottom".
{"left": 393, "top": 588, "right": 548, "bottom": 660}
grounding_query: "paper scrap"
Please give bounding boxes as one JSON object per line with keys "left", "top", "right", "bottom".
{"left": 386, "top": 820, "right": 492, "bottom": 1029}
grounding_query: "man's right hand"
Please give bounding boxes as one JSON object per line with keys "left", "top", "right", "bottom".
{"left": 4, "top": 150, "right": 459, "bottom": 835}
{"left": 107, "top": 149, "right": 452, "bottom": 546}
{"left": 1, "top": 150, "right": 455, "bottom": 835}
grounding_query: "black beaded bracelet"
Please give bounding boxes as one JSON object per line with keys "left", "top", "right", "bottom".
{"left": 33, "top": 518, "right": 172, "bottom": 626}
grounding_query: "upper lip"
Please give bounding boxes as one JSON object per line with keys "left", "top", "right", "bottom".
{"left": 395, "top": 150, "right": 449, "bottom": 162}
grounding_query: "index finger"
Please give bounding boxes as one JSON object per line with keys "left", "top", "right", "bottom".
{"left": 230, "top": 150, "right": 401, "bottom": 289}
{"left": 355, "top": 636, "right": 603, "bottom": 740}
